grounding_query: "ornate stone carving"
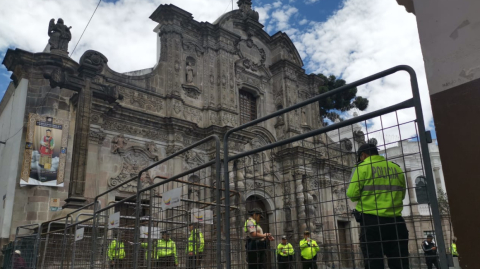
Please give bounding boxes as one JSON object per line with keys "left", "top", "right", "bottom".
{"left": 340, "top": 138, "right": 353, "bottom": 151}
{"left": 237, "top": 0, "right": 259, "bottom": 21}
{"left": 209, "top": 111, "right": 219, "bottom": 125}
{"left": 368, "top": 138, "right": 378, "bottom": 146}
{"left": 184, "top": 106, "right": 202, "bottom": 124}
{"left": 185, "top": 151, "right": 205, "bottom": 169}
{"left": 182, "top": 41, "right": 204, "bottom": 57}
{"left": 353, "top": 130, "right": 366, "bottom": 145}
{"left": 111, "top": 134, "right": 128, "bottom": 153}
{"left": 108, "top": 147, "right": 159, "bottom": 192}
{"left": 118, "top": 87, "right": 163, "bottom": 113}
{"left": 145, "top": 141, "right": 158, "bottom": 154}
{"left": 89, "top": 130, "right": 106, "bottom": 144}
{"left": 173, "top": 100, "right": 183, "bottom": 115}
{"left": 222, "top": 113, "right": 238, "bottom": 127}
{"left": 236, "top": 38, "right": 266, "bottom": 70}
{"left": 332, "top": 185, "right": 349, "bottom": 215}
{"left": 182, "top": 84, "right": 202, "bottom": 99}
{"left": 102, "top": 120, "right": 168, "bottom": 141}
{"left": 48, "top": 18, "right": 72, "bottom": 54}
{"left": 186, "top": 61, "right": 195, "bottom": 84}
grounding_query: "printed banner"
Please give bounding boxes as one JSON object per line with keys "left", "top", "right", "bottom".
{"left": 20, "top": 114, "right": 69, "bottom": 187}
{"left": 108, "top": 212, "right": 120, "bottom": 229}
{"left": 75, "top": 228, "right": 84, "bottom": 241}
{"left": 191, "top": 208, "right": 214, "bottom": 225}
{"left": 161, "top": 187, "right": 182, "bottom": 210}
{"left": 140, "top": 226, "right": 162, "bottom": 239}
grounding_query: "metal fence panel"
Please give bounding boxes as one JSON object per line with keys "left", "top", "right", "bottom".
{"left": 223, "top": 66, "right": 451, "bottom": 269}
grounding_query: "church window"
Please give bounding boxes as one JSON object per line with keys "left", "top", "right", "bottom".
{"left": 239, "top": 90, "right": 257, "bottom": 124}
{"left": 415, "top": 176, "right": 429, "bottom": 204}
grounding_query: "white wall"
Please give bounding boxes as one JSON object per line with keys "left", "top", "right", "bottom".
{"left": 0, "top": 79, "right": 28, "bottom": 239}
{"left": 413, "top": 0, "right": 480, "bottom": 94}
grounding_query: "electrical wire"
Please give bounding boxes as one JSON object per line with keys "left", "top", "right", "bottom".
{"left": 71, "top": 0, "right": 102, "bottom": 56}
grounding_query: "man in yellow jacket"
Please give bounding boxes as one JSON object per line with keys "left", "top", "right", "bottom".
{"left": 347, "top": 143, "right": 409, "bottom": 269}
{"left": 299, "top": 231, "right": 319, "bottom": 269}
{"left": 108, "top": 233, "right": 126, "bottom": 269}
{"left": 187, "top": 223, "right": 205, "bottom": 269}
{"left": 140, "top": 231, "right": 178, "bottom": 268}
{"left": 277, "top": 235, "right": 295, "bottom": 269}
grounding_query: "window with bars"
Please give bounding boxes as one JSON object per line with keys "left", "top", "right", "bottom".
{"left": 239, "top": 90, "right": 257, "bottom": 125}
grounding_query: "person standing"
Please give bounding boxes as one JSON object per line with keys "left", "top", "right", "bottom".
{"left": 299, "top": 231, "right": 319, "bottom": 269}
{"left": 245, "top": 208, "right": 272, "bottom": 269}
{"left": 347, "top": 143, "right": 410, "bottom": 269}
{"left": 422, "top": 235, "right": 440, "bottom": 269}
{"left": 155, "top": 231, "right": 178, "bottom": 268}
{"left": 187, "top": 223, "right": 205, "bottom": 268}
{"left": 13, "top": 250, "right": 27, "bottom": 269}
{"left": 451, "top": 239, "right": 461, "bottom": 268}
{"left": 277, "top": 235, "right": 295, "bottom": 269}
{"left": 108, "top": 235, "right": 126, "bottom": 269}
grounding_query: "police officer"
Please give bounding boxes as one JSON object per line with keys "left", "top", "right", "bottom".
{"left": 108, "top": 230, "right": 126, "bottom": 269}
{"left": 299, "top": 231, "right": 319, "bottom": 269}
{"left": 187, "top": 223, "right": 205, "bottom": 269}
{"left": 156, "top": 231, "right": 178, "bottom": 268}
{"left": 347, "top": 143, "right": 409, "bottom": 269}
{"left": 422, "top": 234, "right": 439, "bottom": 269}
{"left": 245, "top": 208, "right": 272, "bottom": 269}
{"left": 277, "top": 235, "right": 295, "bottom": 269}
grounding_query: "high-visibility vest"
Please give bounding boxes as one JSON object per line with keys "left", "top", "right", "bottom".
{"left": 299, "top": 239, "right": 319, "bottom": 260}
{"left": 245, "top": 218, "right": 258, "bottom": 233}
{"left": 187, "top": 229, "right": 204, "bottom": 254}
{"left": 142, "top": 239, "right": 178, "bottom": 263}
{"left": 277, "top": 243, "right": 294, "bottom": 257}
{"left": 451, "top": 243, "right": 459, "bottom": 256}
{"left": 108, "top": 240, "right": 126, "bottom": 260}
{"left": 347, "top": 155, "right": 406, "bottom": 217}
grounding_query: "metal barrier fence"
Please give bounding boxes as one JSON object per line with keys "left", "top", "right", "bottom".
{"left": 223, "top": 65, "right": 450, "bottom": 269}
{"left": 1, "top": 66, "right": 453, "bottom": 269}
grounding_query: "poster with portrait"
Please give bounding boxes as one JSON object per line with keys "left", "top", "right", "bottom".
{"left": 20, "top": 114, "right": 70, "bottom": 187}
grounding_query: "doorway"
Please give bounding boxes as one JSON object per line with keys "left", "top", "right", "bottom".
{"left": 337, "top": 221, "right": 353, "bottom": 268}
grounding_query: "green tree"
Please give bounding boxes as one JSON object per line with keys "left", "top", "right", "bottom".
{"left": 437, "top": 187, "right": 450, "bottom": 215}
{"left": 317, "top": 74, "right": 369, "bottom": 125}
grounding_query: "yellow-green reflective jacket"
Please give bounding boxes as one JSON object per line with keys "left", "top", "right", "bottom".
{"left": 187, "top": 229, "right": 205, "bottom": 254}
{"left": 108, "top": 240, "right": 125, "bottom": 260}
{"left": 347, "top": 155, "right": 406, "bottom": 217}
{"left": 451, "top": 243, "right": 459, "bottom": 256}
{"left": 141, "top": 239, "right": 177, "bottom": 263}
{"left": 299, "top": 239, "right": 319, "bottom": 260}
{"left": 244, "top": 218, "right": 257, "bottom": 233}
{"left": 277, "top": 243, "right": 294, "bottom": 256}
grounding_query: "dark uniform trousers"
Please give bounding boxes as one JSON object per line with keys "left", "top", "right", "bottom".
{"left": 109, "top": 259, "right": 124, "bottom": 269}
{"left": 359, "top": 214, "right": 409, "bottom": 269}
{"left": 247, "top": 239, "right": 267, "bottom": 269}
{"left": 187, "top": 254, "right": 203, "bottom": 269}
{"left": 301, "top": 257, "right": 317, "bottom": 269}
{"left": 278, "top": 255, "right": 295, "bottom": 269}
{"left": 425, "top": 256, "right": 440, "bottom": 269}
{"left": 157, "top": 256, "right": 175, "bottom": 268}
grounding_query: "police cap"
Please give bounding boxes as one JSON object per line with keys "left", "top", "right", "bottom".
{"left": 249, "top": 208, "right": 265, "bottom": 219}
{"left": 357, "top": 143, "right": 379, "bottom": 162}
{"left": 161, "top": 231, "right": 170, "bottom": 235}
{"left": 427, "top": 234, "right": 433, "bottom": 238}
{"left": 281, "top": 235, "right": 287, "bottom": 240}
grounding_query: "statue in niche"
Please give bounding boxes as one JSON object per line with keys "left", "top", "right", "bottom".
{"left": 48, "top": 18, "right": 72, "bottom": 52}
{"left": 301, "top": 108, "right": 308, "bottom": 126}
{"left": 186, "top": 61, "right": 194, "bottom": 84}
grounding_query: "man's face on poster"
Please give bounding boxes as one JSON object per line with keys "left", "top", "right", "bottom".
{"left": 46, "top": 130, "right": 51, "bottom": 137}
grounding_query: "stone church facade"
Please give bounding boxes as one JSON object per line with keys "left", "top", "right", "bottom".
{"left": 0, "top": 1, "right": 363, "bottom": 267}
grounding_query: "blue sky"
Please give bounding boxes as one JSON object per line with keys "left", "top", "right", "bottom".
{"left": 0, "top": 0, "right": 436, "bottom": 141}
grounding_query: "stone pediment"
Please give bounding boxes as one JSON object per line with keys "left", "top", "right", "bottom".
{"left": 236, "top": 37, "right": 266, "bottom": 70}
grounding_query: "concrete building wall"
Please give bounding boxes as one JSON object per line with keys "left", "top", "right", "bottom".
{"left": 0, "top": 79, "right": 28, "bottom": 241}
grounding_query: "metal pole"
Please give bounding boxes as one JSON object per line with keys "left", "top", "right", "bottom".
{"left": 406, "top": 65, "right": 449, "bottom": 269}
{"left": 214, "top": 137, "right": 222, "bottom": 269}
{"left": 147, "top": 190, "right": 153, "bottom": 269}
{"left": 71, "top": 214, "right": 93, "bottom": 269}
{"left": 223, "top": 138, "right": 231, "bottom": 269}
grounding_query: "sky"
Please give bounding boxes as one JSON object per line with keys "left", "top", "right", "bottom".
{"left": 0, "top": 0, "right": 436, "bottom": 142}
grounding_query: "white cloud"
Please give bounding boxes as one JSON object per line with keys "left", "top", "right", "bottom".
{"left": 270, "top": 5, "right": 298, "bottom": 31}
{"left": 0, "top": 0, "right": 229, "bottom": 73}
{"left": 304, "top": 0, "right": 320, "bottom": 4}
{"left": 299, "top": 18, "right": 309, "bottom": 25}
{"left": 294, "top": 0, "right": 432, "bottom": 145}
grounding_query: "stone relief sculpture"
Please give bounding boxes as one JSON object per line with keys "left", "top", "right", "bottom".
{"left": 111, "top": 134, "right": 128, "bottom": 154}
{"left": 301, "top": 108, "right": 308, "bottom": 126}
{"left": 145, "top": 141, "right": 158, "bottom": 154}
{"left": 186, "top": 61, "right": 194, "bottom": 84}
{"left": 48, "top": 18, "right": 72, "bottom": 53}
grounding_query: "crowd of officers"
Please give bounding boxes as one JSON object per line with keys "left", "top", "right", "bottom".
{"left": 105, "top": 143, "right": 459, "bottom": 269}
{"left": 245, "top": 208, "right": 320, "bottom": 269}
{"left": 107, "top": 222, "right": 204, "bottom": 268}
